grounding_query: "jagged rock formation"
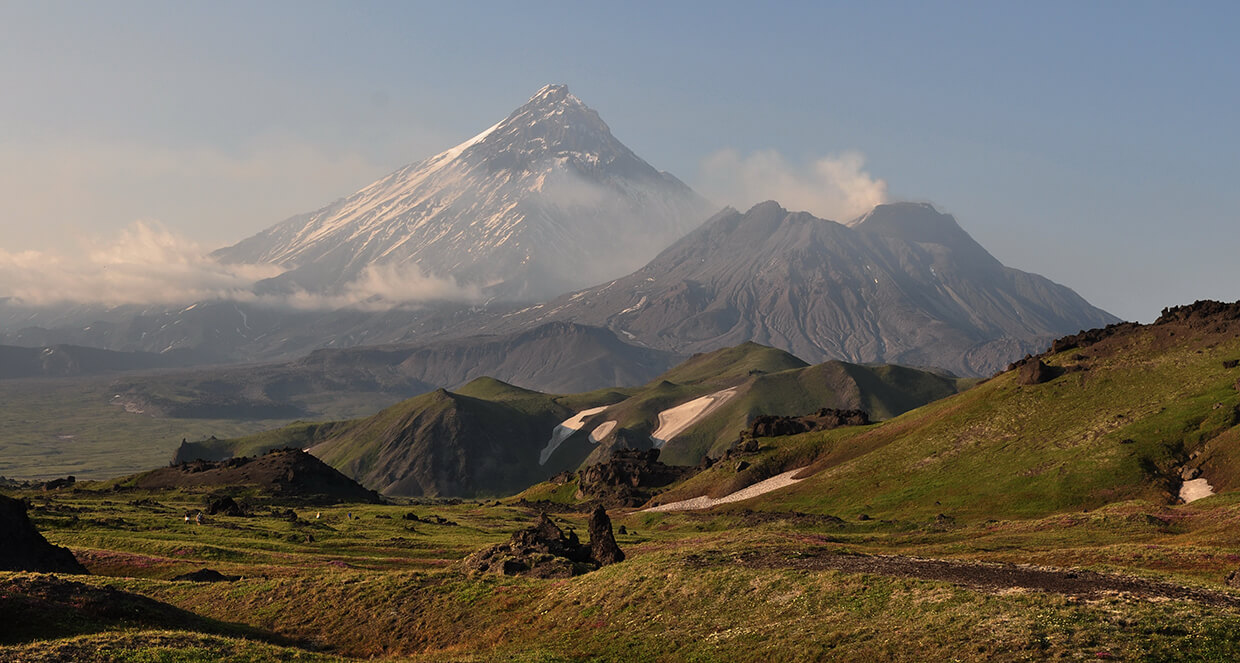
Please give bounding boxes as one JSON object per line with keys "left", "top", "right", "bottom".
{"left": 0, "top": 495, "right": 87, "bottom": 574}
{"left": 463, "top": 512, "right": 623, "bottom": 578}
{"left": 587, "top": 505, "right": 624, "bottom": 565}
{"left": 744, "top": 408, "right": 872, "bottom": 439}
{"left": 577, "top": 448, "right": 697, "bottom": 507}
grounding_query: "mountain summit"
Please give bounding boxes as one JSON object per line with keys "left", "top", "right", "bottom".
{"left": 213, "top": 84, "right": 710, "bottom": 302}
{"left": 482, "top": 201, "right": 1120, "bottom": 376}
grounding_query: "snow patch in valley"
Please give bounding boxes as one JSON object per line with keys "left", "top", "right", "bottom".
{"left": 589, "top": 420, "right": 617, "bottom": 443}
{"left": 643, "top": 466, "right": 809, "bottom": 512}
{"left": 1180, "top": 477, "right": 1215, "bottom": 503}
{"left": 649, "top": 387, "right": 739, "bottom": 448}
{"left": 539, "top": 406, "right": 609, "bottom": 465}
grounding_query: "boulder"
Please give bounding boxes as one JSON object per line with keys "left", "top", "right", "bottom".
{"left": 0, "top": 495, "right": 87, "bottom": 574}
{"left": 1016, "top": 359, "right": 1061, "bottom": 385}
{"left": 205, "top": 496, "right": 246, "bottom": 517}
{"left": 171, "top": 568, "right": 240, "bottom": 582}
{"left": 588, "top": 506, "right": 624, "bottom": 566}
{"left": 1226, "top": 568, "right": 1240, "bottom": 589}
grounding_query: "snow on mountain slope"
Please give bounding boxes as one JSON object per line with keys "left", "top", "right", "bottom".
{"left": 214, "top": 85, "right": 711, "bottom": 302}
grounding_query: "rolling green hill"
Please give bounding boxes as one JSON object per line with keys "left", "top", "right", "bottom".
{"left": 191, "top": 342, "right": 968, "bottom": 497}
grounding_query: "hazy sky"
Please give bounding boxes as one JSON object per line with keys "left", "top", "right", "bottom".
{"left": 1, "top": 1, "right": 1237, "bottom": 321}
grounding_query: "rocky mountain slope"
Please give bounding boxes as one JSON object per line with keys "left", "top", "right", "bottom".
{"left": 213, "top": 84, "right": 710, "bottom": 302}
{"left": 479, "top": 201, "right": 1119, "bottom": 377}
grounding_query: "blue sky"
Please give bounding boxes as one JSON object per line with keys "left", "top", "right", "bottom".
{"left": 1, "top": 1, "right": 1237, "bottom": 321}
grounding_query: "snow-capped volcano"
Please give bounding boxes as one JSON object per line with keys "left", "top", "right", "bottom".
{"left": 214, "top": 84, "right": 711, "bottom": 302}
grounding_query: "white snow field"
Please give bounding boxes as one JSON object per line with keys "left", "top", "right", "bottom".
{"left": 589, "top": 420, "right": 617, "bottom": 443}
{"left": 644, "top": 467, "right": 809, "bottom": 512}
{"left": 539, "top": 406, "right": 609, "bottom": 465}
{"left": 649, "top": 387, "right": 739, "bottom": 448}
{"left": 1180, "top": 477, "right": 1215, "bottom": 503}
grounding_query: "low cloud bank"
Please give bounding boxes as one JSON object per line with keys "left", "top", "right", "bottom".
{"left": 0, "top": 221, "right": 479, "bottom": 310}
{"left": 697, "top": 149, "right": 888, "bottom": 223}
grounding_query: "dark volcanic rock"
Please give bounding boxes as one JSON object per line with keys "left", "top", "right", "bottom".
{"left": 205, "top": 496, "right": 246, "bottom": 517}
{"left": 1227, "top": 568, "right": 1240, "bottom": 589}
{"left": 0, "top": 495, "right": 87, "bottom": 574}
{"left": 1045, "top": 323, "right": 1140, "bottom": 356}
{"left": 40, "top": 476, "right": 75, "bottom": 491}
{"left": 465, "top": 510, "right": 624, "bottom": 577}
{"left": 577, "top": 448, "right": 697, "bottom": 507}
{"left": 1016, "top": 359, "right": 1062, "bottom": 386}
{"left": 1156, "top": 300, "right": 1240, "bottom": 327}
{"left": 745, "top": 408, "right": 871, "bottom": 439}
{"left": 171, "top": 568, "right": 240, "bottom": 582}
{"left": 588, "top": 506, "right": 624, "bottom": 566}
{"left": 464, "top": 513, "right": 596, "bottom": 578}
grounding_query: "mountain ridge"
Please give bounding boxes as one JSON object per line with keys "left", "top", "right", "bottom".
{"left": 475, "top": 200, "right": 1118, "bottom": 376}
{"left": 213, "top": 84, "right": 711, "bottom": 302}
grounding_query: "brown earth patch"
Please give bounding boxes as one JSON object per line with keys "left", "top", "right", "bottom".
{"left": 685, "top": 548, "right": 1240, "bottom": 608}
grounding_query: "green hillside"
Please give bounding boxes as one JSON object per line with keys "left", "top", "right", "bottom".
{"left": 655, "top": 302, "right": 1240, "bottom": 522}
{"left": 191, "top": 343, "right": 968, "bottom": 497}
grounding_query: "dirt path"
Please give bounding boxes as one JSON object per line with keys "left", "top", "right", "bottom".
{"left": 687, "top": 549, "right": 1240, "bottom": 608}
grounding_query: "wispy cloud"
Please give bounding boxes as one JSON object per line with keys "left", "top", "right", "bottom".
{"left": 0, "top": 221, "right": 480, "bottom": 310}
{"left": 696, "top": 149, "right": 888, "bottom": 222}
{"left": 276, "top": 263, "right": 482, "bottom": 311}
{"left": 0, "top": 222, "right": 280, "bottom": 307}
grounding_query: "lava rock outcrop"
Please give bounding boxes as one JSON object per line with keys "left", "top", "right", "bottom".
{"left": 576, "top": 448, "right": 695, "bottom": 507}
{"left": 465, "top": 510, "right": 624, "bottom": 578}
{"left": 744, "top": 408, "right": 872, "bottom": 439}
{"left": 0, "top": 495, "right": 87, "bottom": 574}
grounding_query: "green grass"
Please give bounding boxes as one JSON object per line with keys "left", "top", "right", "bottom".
{"left": 709, "top": 326, "right": 1240, "bottom": 522}
{"left": 11, "top": 487, "right": 1240, "bottom": 662}
{"left": 0, "top": 378, "right": 295, "bottom": 480}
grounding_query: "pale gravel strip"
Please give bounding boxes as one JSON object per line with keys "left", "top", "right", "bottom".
{"left": 643, "top": 466, "right": 809, "bottom": 512}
